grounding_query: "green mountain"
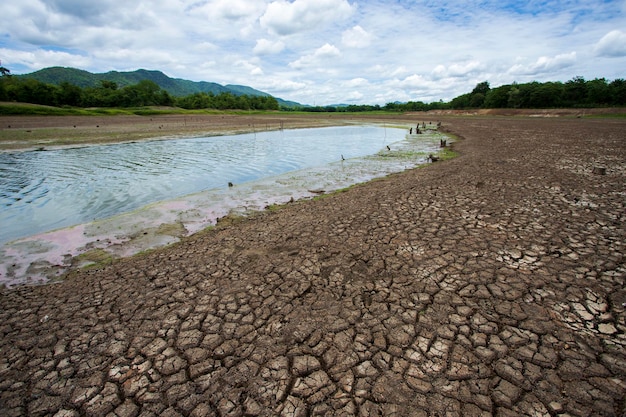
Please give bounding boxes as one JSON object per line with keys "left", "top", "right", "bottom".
{"left": 18, "top": 67, "right": 300, "bottom": 107}
{"left": 225, "top": 84, "right": 271, "bottom": 96}
{"left": 225, "top": 84, "right": 302, "bottom": 108}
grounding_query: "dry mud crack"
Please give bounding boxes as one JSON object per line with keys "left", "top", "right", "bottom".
{"left": 0, "top": 116, "right": 625, "bottom": 416}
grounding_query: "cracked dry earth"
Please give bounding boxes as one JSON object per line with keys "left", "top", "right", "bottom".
{"left": 1, "top": 117, "right": 625, "bottom": 417}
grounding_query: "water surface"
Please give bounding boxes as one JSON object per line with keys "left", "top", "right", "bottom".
{"left": 1, "top": 125, "right": 405, "bottom": 244}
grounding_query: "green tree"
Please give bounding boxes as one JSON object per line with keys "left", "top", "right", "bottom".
{"left": 236, "top": 95, "right": 251, "bottom": 110}
{"left": 484, "top": 85, "right": 511, "bottom": 108}
{"left": 516, "top": 82, "right": 542, "bottom": 108}
{"left": 135, "top": 80, "right": 161, "bottom": 105}
{"left": 469, "top": 93, "right": 485, "bottom": 108}
{"left": 118, "top": 80, "right": 160, "bottom": 106}
{"left": 471, "top": 81, "right": 490, "bottom": 96}
{"left": 214, "top": 93, "right": 236, "bottom": 109}
{"left": 263, "top": 95, "right": 280, "bottom": 110}
{"left": 507, "top": 85, "right": 521, "bottom": 108}
{"left": 55, "top": 82, "right": 83, "bottom": 106}
{"left": 82, "top": 80, "right": 121, "bottom": 106}
{"left": 472, "top": 81, "right": 490, "bottom": 107}
{"left": 101, "top": 80, "right": 118, "bottom": 90}
{"left": 564, "top": 76, "right": 587, "bottom": 106}
{"left": 8, "top": 78, "right": 57, "bottom": 105}
{"left": 609, "top": 79, "right": 626, "bottom": 105}
{"left": 0, "top": 62, "right": 10, "bottom": 100}
{"left": 528, "top": 82, "right": 563, "bottom": 108}
{"left": 157, "top": 89, "right": 174, "bottom": 106}
{"left": 450, "top": 93, "right": 471, "bottom": 109}
{"left": 176, "top": 92, "right": 211, "bottom": 109}
{"left": 384, "top": 102, "right": 401, "bottom": 111}
{"left": 0, "top": 62, "right": 10, "bottom": 77}
{"left": 586, "top": 78, "right": 610, "bottom": 105}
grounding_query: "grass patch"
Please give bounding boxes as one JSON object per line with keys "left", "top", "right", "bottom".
{"left": 265, "top": 202, "right": 287, "bottom": 212}
{"left": 311, "top": 181, "right": 373, "bottom": 201}
{"left": 380, "top": 123, "right": 413, "bottom": 129}
{"left": 586, "top": 113, "right": 626, "bottom": 119}
{"left": 215, "top": 212, "right": 247, "bottom": 227}
{"left": 438, "top": 146, "right": 458, "bottom": 161}
{"left": 0, "top": 103, "right": 89, "bottom": 116}
{"left": 0, "top": 102, "right": 155, "bottom": 116}
{"left": 375, "top": 150, "right": 428, "bottom": 159}
{"left": 0, "top": 102, "right": 306, "bottom": 117}
{"left": 72, "top": 248, "right": 115, "bottom": 269}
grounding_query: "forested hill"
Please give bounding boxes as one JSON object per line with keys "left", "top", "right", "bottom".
{"left": 16, "top": 67, "right": 300, "bottom": 107}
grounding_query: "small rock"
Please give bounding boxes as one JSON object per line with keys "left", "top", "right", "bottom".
{"left": 548, "top": 401, "right": 563, "bottom": 412}
{"left": 598, "top": 323, "right": 617, "bottom": 334}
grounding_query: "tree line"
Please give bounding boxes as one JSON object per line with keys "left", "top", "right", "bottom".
{"left": 175, "top": 91, "right": 279, "bottom": 111}
{"left": 293, "top": 77, "right": 626, "bottom": 113}
{"left": 448, "top": 77, "right": 626, "bottom": 110}
{"left": 0, "top": 73, "right": 279, "bottom": 110}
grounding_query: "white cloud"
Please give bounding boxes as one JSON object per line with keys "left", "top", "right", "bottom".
{"left": 0, "top": 47, "right": 92, "bottom": 71}
{"left": 366, "top": 65, "right": 412, "bottom": 80}
{"left": 432, "top": 61, "right": 483, "bottom": 79}
{"left": 508, "top": 52, "right": 577, "bottom": 76}
{"left": 398, "top": 74, "right": 430, "bottom": 89}
{"left": 594, "top": 30, "right": 626, "bottom": 57}
{"left": 289, "top": 43, "right": 341, "bottom": 69}
{"left": 254, "top": 77, "right": 308, "bottom": 95}
{"left": 0, "top": 0, "right": 623, "bottom": 105}
{"left": 186, "top": 0, "right": 265, "bottom": 22}
{"left": 209, "top": 0, "right": 265, "bottom": 21}
{"left": 183, "top": 0, "right": 266, "bottom": 40}
{"left": 316, "top": 43, "right": 341, "bottom": 57}
{"left": 233, "top": 58, "right": 262, "bottom": 73}
{"left": 342, "top": 78, "right": 369, "bottom": 88}
{"left": 344, "top": 91, "right": 364, "bottom": 101}
{"left": 253, "top": 39, "right": 286, "bottom": 55}
{"left": 390, "top": 66, "right": 409, "bottom": 77}
{"left": 342, "top": 26, "right": 373, "bottom": 48}
{"left": 260, "top": 0, "right": 354, "bottom": 36}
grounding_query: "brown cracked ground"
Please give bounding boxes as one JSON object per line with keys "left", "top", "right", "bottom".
{"left": 0, "top": 113, "right": 625, "bottom": 416}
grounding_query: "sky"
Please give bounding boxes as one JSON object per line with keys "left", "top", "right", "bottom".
{"left": 1, "top": 0, "right": 625, "bottom": 106}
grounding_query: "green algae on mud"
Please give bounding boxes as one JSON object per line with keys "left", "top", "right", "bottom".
{"left": 438, "top": 146, "right": 458, "bottom": 161}
{"left": 71, "top": 248, "right": 115, "bottom": 270}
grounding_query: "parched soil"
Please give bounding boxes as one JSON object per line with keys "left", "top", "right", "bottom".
{"left": 0, "top": 114, "right": 625, "bottom": 416}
